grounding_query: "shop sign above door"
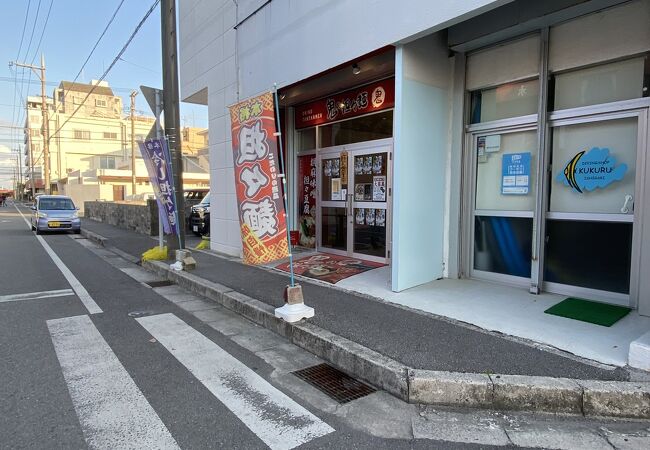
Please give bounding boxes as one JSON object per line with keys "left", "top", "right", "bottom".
{"left": 294, "top": 78, "right": 394, "bottom": 129}
{"left": 556, "top": 147, "right": 627, "bottom": 193}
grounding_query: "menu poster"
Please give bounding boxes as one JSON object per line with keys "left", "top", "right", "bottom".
{"left": 373, "top": 176, "right": 386, "bottom": 201}
{"left": 355, "top": 208, "right": 365, "bottom": 225}
{"left": 363, "top": 156, "right": 372, "bottom": 174}
{"left": 331, "top": 178, "right": 342, "bottom": 200}
{"left": 332, "top": 158, "right": 340, "bottom": 177}
{"left": 341, "top": 151, "right": 348, "bottom": 180}
{"left": 355, "top": 184, "right": 366, "bottom": 201}
{"left": 364, "top": 184, "right": 373, "bottom": 201}
{"left": 372, "top": 155, "right": 383, "bottom": 174}
{"left": 365, "top": 208, "right": 376, "bottom": 226}
{"left": 324, "top": 159, "right": 332, "bottom": 176}
{"left": 376, "top": 209, "right": 386, "bottom": 227}
{"left": 354, "top": 157, "right": 363, "bottom": 175}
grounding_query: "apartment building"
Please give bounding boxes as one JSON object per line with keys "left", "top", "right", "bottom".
{"left": 24, "top": 80, "right": 209, "bottom": 210}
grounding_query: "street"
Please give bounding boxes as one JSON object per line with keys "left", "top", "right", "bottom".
{"left": 1, "top": 201, "right": 649, "bottom": 450}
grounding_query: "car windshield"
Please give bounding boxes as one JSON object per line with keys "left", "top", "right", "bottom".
{"left": 39, "top": 198, "right": 75, "bottom": 210}
{"left": 199, "top": 193, "right": 210, "bottom": 205}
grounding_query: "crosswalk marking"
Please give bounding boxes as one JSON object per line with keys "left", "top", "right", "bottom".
{"left": 48, "top": 315, "right": 179, "bottom": 450}
{"left": 0, "top": 288, "right": 74, "bottom": 303}
{"left": 13, "top": 204, "right": 102, "bottom": 314}
{"left": 137, "top": 313, "right": 335, "bottom": 450}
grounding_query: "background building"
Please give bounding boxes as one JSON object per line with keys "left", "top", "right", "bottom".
{"left": 24, "top": 80, "right": 209, "bottom": 211}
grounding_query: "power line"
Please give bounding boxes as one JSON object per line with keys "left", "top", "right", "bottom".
{"left": 17, "top": 0, "right": 44, "bottom": 130}
{"left": 0, "top": 76, "right": 137, "bottom": 93}
{"left": 48, "top": 0, "right": 161, "bottom": 143}
{"left": 70, "top": 0, "right": 126, "bottom": 88}
{"left": 29, "top": 0, "right": 54, "bottom": 65}
{"left": 23, "top": 0, "right": 43, "bottom": 66}
{"left": 11, "top": 0, "right": 33, "bottom": 151}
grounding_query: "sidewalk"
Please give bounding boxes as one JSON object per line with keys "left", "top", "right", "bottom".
{"left": 81, "top": 218, "right": 626, "bottom": 381}
{"left": 80, "top": 219, "right": 650, "bottom": 418}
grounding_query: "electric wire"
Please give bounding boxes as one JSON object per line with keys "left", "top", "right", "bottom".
{"left": 16, "top": 0, "right": 43, "bottom": 131}
{"left": 11, "top": 0, "right": 33, "bottom": 152}
{"left": 60, "top": 0, "right": 126, "bottom": 109}
{"left": 29, "top": 0, "right": 54, "bottom": 65}
{"left": 48, "top": 0, "right": 161, "bottom": 143}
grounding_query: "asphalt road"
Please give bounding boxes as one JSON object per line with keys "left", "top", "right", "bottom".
{"left": 2, "top": 201, "right": 647, "bottom": 450}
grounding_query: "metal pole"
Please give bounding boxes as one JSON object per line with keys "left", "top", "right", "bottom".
{"left": 130, "top": 91, "right": 138, "bottom": 197}
{"left": 161, "top": 0, "right": 185, "bottom": 250}
{"left": 40, "top": 54, "right": 50, "bottom": 195}
{"left": 28, "top": 136, "right": 36, "bottom": 201}
{"left": 273, "top": 85, "right": 295, "bottom": 287}
{"left": 155, "top": 89, "right": 164, "bottom": 249}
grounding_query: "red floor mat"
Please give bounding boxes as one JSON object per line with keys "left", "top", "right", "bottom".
{"left": 275, "top": 253, "right": 385, "bottom": 284}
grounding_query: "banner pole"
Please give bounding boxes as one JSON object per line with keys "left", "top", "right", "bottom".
{"left": 273, "top": 84, "right": 295, "bottom": 288}
{"left": 163, "top": 135, "right": 183, "bottom": 248}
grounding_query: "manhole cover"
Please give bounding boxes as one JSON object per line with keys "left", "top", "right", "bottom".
{"left": 292, "top": 363, "right": 375, "bottom": 404}
{"left": 144, "top": 280, "right": 174, "bottom": 288}
{"left": 128, "top": 310, "right": 155, "bottom": 318}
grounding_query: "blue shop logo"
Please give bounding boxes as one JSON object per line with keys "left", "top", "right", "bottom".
{"left": 556, "top": 147, "right": 627, "bottom": 193}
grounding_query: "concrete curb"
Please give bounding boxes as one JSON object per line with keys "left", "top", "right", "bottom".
{"left": 80, "top": 228, "right": 107, "bottom": 247}
{"left": 141, "top": 258, "right": 650, "bottom": 419}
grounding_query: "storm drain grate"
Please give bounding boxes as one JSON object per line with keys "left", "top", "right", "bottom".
{"left": 144, "top": 280, "right": 175, "bottom": 288}
{"left": 292, "top": 363, "right": 375, "bottom": 404}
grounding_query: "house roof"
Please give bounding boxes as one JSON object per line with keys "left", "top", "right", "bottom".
{"left": 59, "top": 81, "right": 114, "bottom": 97}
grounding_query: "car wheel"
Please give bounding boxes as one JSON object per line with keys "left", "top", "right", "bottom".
{"left": 35, "top": 227, "right": 41, "bottom": 235}
{"left": 31, "top": 223, "right": 35, "bottom": 231}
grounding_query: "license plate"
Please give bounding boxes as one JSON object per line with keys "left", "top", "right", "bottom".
{"left": 193, "top": 225, "right": 198, "bottom": 232}
{"left": 49, "top": 222, "right": 61, "bottom": 228}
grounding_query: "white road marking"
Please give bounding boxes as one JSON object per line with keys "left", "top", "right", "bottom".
{"left": 13, "top": 204, "right": 102, "bottom": 314}
{"left": 0, "top": 288, "right": 75, "bottom": 303}
{"left": 137, "top": 313, "right": 334, "bottom": 450}
{"left": 48, "top": 315, "right": 179, "bottom": 450}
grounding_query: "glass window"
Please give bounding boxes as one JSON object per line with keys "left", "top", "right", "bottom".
{"left": 103, "top": 132, "right": 117, "bottom": 139}
{"left": 74, "top": 129, "right": 91, "bottom": 140}
{"left": 100, "top": 156, "right": 116, "bottom": 169}
{"left": 296, "top": 127, "right": 316, "bottom": 151}
{"left": 321, "top": 207, "right": 347, "bottom": 251}
{"left": 549, "top": 117, "right": 637, "bottom": 214}
{"left": 320, "top": 110, "right": 393, "bottom": 148}
{"left": 475, "top": 130, "right": 538, "bottom": 211}
{"left": 474, "top": 216, "right": 532, "bottom": 278}
{"left": 470, "top": 79, "right": 539, "bottom": 124}
{"left": 545, "top": 220, "right": 632, "bottom": 294}
{"left": 552, "top": 56, "right": 648, "bottom": 110}
{"left": 354, "top": 208, "right": 386, "bottom": 257}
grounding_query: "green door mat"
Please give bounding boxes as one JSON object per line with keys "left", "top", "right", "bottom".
{"left": 544, "top": 297, "right": 631, "bottom": 327}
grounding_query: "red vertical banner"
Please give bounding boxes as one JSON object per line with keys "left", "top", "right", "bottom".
{"left": 297, "top": 154, "right": 316, "bottom": 247}
{"left": 229, "top": 92, "right": 289, "bottom": 265}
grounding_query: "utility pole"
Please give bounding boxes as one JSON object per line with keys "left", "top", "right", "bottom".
{"left": 161, "top": 0, "right": 185, "bottom": 250}
{"left": 130, "top": 91, "right": 138, "bottom": 197}
{"left": 14, "top": 152, "right": 22, "bottom": 201}
{"left": 10, "top": 55, "right": 50, "bottom": 195}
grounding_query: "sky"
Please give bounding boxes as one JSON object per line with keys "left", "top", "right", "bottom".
{"left": 0, "top": 0, "right": 207, "bottom": 189}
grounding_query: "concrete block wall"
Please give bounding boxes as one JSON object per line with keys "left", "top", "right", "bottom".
{"left": 84, "top": 200, "right": 159, "bottom": 236}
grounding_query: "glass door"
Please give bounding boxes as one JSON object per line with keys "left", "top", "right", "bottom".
{"left": 317, "top": 140, "right": 392, "bottom": 263}
{"left": 543, "top": 111, "right": 646, "bottom": 305}
{"left": 470, "top": 127, "right": 538, "bottom": 284}
{"left": 319, "top": 153, "right": 348, "bottom": 256}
